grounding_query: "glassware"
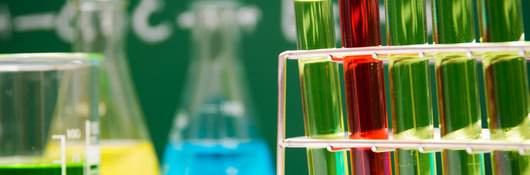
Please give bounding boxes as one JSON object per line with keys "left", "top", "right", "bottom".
{"left": 0, "top": 53, "right": 100, "bottom": 175}
{"left": 482, "top": 52, "right": 530, "bottom": 175}
{"left": 478, "top": 0, "right": 524, "bottom": 42}
{"left": 432, "top": 0, "right": 476, "bottom": 44}
{"left": 162, "top": 1, "right": 274, "bottom": 175}
{"left": 389, "top": 55, "right": 436, "bottom": 175}
{"left": 343, "top": 55, "right": 392, "bottom": 175}
{"left": 385, "top": 0, "right": 436, "bottom": 174}
{"left": 435, "top": 53, "right": 485, "bottom": 175}
{"left": 338, "top": 0, "right": 381, "bottom": 47}
{"left": 293, "top": 0, "right": 349, "bottom": 174}
{"left": 432, "top": 1, "right": 485, "bottom": 174}
{"left": 69, "top": 0, "right": 160, "bottom": 175}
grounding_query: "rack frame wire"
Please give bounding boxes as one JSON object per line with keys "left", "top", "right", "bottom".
{"left": 276, "top": 42, "right": 530, "bottom": 175}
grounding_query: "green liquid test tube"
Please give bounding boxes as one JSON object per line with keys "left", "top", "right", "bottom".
{"left": 385, "top": 0, "right": 436, "bottom": 174}
{"left": 435, "top": 54, "right": 485, "bottom": 175}
{"left": 385, "top": 0, "right": 427, "bottom": 45}
{"left": 432, "top": 0, "right": 485, "bottom": 174}
{"left": 294, "top": 0, "right": 335, "bottom": 50}
{"left": 478, "top": 0, "right": 528, "bottom": 174}
{"left": 432, "top": 0, "right": 476, "bottom": 44}
{"left": 482, "top": 53, "right": 530, "bottom": 175}
{"left": 478, "top": 0, "right": 524, "bottom": 42}
{"left": 294, "top": 0, "right": 349, "bottom": 175}
{"left": 389, "top": 55, "right": 436, "bottom": 175}
{"left": 298, "top": 58, "right": 349, "bottom": 175}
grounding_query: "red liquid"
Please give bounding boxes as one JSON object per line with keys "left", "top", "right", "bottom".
{"left": 343, "top": 55, "right": 391, "bottom": 175}
{"left": 338, "top": 0, "right": 381, "bottom": 47}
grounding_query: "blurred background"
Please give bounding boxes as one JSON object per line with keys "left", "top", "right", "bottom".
{"left": 0, "top": 0, "right": 529, "bottom": 175}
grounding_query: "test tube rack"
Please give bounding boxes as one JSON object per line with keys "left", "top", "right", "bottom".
{"left": 276, "top": 42, "right": 530, "bottom": 175}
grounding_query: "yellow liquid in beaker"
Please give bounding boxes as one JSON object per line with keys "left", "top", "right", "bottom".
{"left": 100, "top": 140, "right": 160, "bottom": 175}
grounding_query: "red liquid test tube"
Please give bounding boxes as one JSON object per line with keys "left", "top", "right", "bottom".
{"left": 338, "top": 0, "right": 381, "bottom": 47}
{"left": 343, "top": 55, "right": 391, "bottom": 175}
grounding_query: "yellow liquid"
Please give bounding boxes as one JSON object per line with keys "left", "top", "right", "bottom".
{"left": 100, "top": 140, "right": 160, "bottom": 175}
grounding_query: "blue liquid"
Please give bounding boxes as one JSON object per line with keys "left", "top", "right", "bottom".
{"left": 163, "top": 139, "right": 274, "bottom": 175}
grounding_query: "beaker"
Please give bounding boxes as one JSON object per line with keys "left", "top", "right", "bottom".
{"left": 68, "top": 0, "right": 160, "bottom": 174}
{"left": 162, "top": 1, "right": 274, "bottom": 175}
{"left": 0, "top": 53, "right": 100, "bottom": 175}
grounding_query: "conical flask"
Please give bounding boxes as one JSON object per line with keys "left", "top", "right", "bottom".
{"left": 162, "top": 1, "right": 273, "bottom": 175}
{"left": 69, "top": 0, "right": 160, "bottom": 174}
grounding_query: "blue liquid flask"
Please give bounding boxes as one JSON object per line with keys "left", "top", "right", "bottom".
{"left": 162, "top": 1, "right": 274, "bottom": 175}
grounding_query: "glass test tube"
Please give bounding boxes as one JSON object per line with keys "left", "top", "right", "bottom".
{"left": 482, "top": 52, "right": 530, "bottom": 175}
{"left": 294, "top": 0, "right": 349, "bottom": 175}
{"left": 294, "top": 0, "right": 336, "bottom": 49}
{"left": 343, "top": 55, "right": 392, "bottom": 175}
{"left": 478, "top": 0, "right": 524, "bottom": 42}
{"left": 432, "top": 0, "right": 485, "bottom": 174}
{"left": 338, "top": 0, "right": 381, "bottom": 47}
{"left": 389, "top": 56, "right": 435, "bottom": 175}
{"left": 385, "top": 0, "right": 427, "bottom": 45}
{"left": 385, "top": 0, "right": 435, "bottom": 174}
{"left": 432, "top": 0, "right": 476, "bottom": 44}
{"left": 478, "top": 0, "right": 528, "bottom": 174}
{"left": 435, "top": 54, "right": 485, "bottom": 175}
{"left": 298, "top": 58, "right": 350, "bottom": 175}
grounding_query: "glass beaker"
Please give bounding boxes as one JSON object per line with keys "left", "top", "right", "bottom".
{"left": 69, "top": 0, "right": 160, "bottom": 174}
{"left": 0, "top": 53, "right": 100, "bottom": 175}
{"left": 162, "top": 1, "right": 274, "bottom": 175}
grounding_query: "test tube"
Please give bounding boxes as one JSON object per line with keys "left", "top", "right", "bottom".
{"left": 338, "top": 0, "right": 381, "bottom": 47}
{"left": 478, "top": 0, "right": 524, "bottom": 42}
{"left": 339, "top": 1, "right": 390, "bottom": 174}
{"left": 432, "top": 0, "right": 485, "bottom": 174}
{"left": 294, "top": 0, "right": 335, "bottom": 50}
{"left": 389, "top": 56, "right": 435, "bottom": 175}
{"left": 482, "top": 52, "right": 530, "bottom": 175}
{"left": 385, "top": 0, "right": 427, "bottom": 45}
{"left": 435, "top": 53, "right": 485, "bottom": 175}
{"left": 385, "top": 0, "right": 435, "bottom": 174}
{"left": 478, "top": 0, "right": 529, "bottom": 174}
{"left": 432, "top": 0, "right": 476, "bottom": 44}
{"left": 343, "top": 55, "right": 392, "bottom": 175}
{"left": 294, "top": 0, "right": 350, "bottom": 174}
{"left": 298, "top": 57, "right": 350, "bottom": 175}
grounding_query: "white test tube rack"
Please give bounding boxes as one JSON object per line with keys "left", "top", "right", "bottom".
{"left": 276, "top": 42, "right": 530, "bottom": 175}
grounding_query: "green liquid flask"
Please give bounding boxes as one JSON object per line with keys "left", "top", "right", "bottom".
{"left": 482, "top": 52, "right": 530, "bottom": 175}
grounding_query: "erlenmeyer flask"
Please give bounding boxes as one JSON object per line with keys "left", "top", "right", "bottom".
{"left": 69, "top": 0, "right": 160, "bottom": 175}
{"left": 162, "top": 1, "right": 274, "bottom": 175}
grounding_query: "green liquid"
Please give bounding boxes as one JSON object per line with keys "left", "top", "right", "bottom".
{"left": 389, "top": 56, "right": 436, "bottom": 175}
{"left": 298, "top": 58, "right": 349, "bottom": 175}
{"left": 483, "top": 53, "right": 530, "bottom": 174}
{"left": 294, "top": 0, "right": 335, "bottom": 50}
{"left": 0, "top": 163, "right": 88, "bottom": 175}
{"left": 385, "top": 0, "right": 427, "bottom": 45}
{"left": 478, "top": 0, "right": 524, "bottom": 42}
{"left": 432, "top": 0, "right": 476, "bottom": 44}
{"left": 435, "top": 54, "right": 485, "bottom": 175}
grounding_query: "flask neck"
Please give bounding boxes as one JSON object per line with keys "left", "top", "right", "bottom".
{"left": 71, "top": 0, "right": 127, "bottom": 60}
